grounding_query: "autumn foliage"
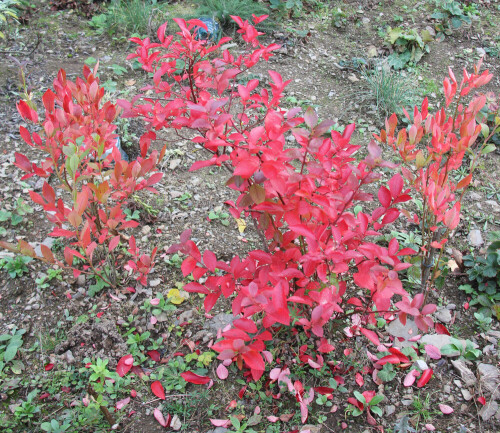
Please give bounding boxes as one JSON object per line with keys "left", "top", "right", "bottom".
{"left": 4, "top": 14, "right": 498, "bottom": 427}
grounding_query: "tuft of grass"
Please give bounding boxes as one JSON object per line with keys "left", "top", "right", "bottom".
{"left": 357, "top": 64, "right": 418, "bottom": 117}
{"left": 90, "top": 0, "right": 170, "bottom": 37}
{"left": 194, "top": 0, "right": 270, "bottom": 29}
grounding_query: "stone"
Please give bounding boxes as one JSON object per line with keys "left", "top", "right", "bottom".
{"left": 451, "top": 359, "right": 476, "bottom": 387}
{"left": 149, "top": 278, "right": 161, "bottom": 288}
{"left": 348, "top": 74, "right": 359, "bottom": 83}
{"left": 485, "top": 200, "right": 500, "bottom": 212}
{"left": 178, "top": 309, "right": 194, "bottom": 323}
{"left": 204, "top": 313, "right": 235, "bottom": 333}
{"left": 300, "top": 425, "right": 322, "bottom": 433}
{"left": 478, "top": 363, "right": 500, "bottom": 400}
{"left": 467, "top": 229, "right": 483, "bottom": 247}
{"left": 479, "top": 399, "right": 499, "bottom": 422}
{"left": 387, "top": 319, "right": 419, "bottom": 348}
{"left": 415, "top": 360, "right": 428, "bottom": 371}
{"left": 461, "top": 389, "right": 473, "bottom": 401}
{"left": 34, "top": 237, "right": 55, "bottom": 257}
{"left": 385, "top": 405, "right": 396, "bottom": 416}
{"left": 76, "top": 274, "right": 86, "bottom": 287}
{"left": 169, "top": 159, "right": 181, "bottom": 170}
{"left": 469, "top": 192, "right": 481, "bottom": 201}
{"left": 435, "top": 308, "right": 452, "bottom": 323}
{"left": 65, "top": 350, "right": 76, "bottom": 364}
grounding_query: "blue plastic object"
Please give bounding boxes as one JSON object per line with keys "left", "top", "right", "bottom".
{"left": 193, "top": 17, "right": 222, "bottom": 43}
{"left": 103, "top": 136, "right": 129, "bottom": 162}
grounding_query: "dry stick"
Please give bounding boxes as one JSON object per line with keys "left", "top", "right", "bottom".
{"left": 0, "top": 33, "right": 41, "bottom": 56}
{"left": 87, "top": 385, "right": 116, "bottom": 427}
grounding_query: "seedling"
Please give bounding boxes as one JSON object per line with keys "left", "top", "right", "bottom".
{"left": 0, "top": 256, "right": 32, "bottom": 278}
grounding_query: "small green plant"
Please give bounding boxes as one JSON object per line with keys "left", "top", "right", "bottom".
{"left": 0, "top": 326, "right": 25, "bottom": 371}
{"left": 384, "top": 26, "right": 433, "bottom": 69}
{"left": 0, "top": 255, "right": 32, "bottom": 278}
{"left": 208, "top": 208, "right": 230, "bottom": 226}
{"left": 357, "top": 66, "right": 418, "bottom": 116}
{"left": 463, "top": 231, "right": 500, "bottom": 316}
{"left": 474, "top": 311, "right": 493, "bottom": 331}
{"left": 441, "top": 337, "right": 482, "bottom": 360}
{"left": 347, "top": 390, "right": 384, "bottom": 420}
{"left": 124, "top": 207, "right": 140, "bottom": 221}
{"left": 0, "top": 197, "right": 34, "bottom": 227}
{"left": 269, "top": 0, "right": 303, "bottom": 19}
{"left": 14, "top": 390, "right": 40, "bottom": 424}
{"left": 330, "top": 7, "right": 347, "bottom": 28}
{"left": 35, "top": 268, "right": 63, "bottom": 290}
{"left": 408, "top": 392, "right": 440, "bottom": 430}
{"left": 41, "top": 419, "right": 71, "bottom": 433}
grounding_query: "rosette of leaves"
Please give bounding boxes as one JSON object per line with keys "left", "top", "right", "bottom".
{"left": 463, "top": 231, "right": 500, "bottom": 318}
{"left": 430, "top": 0, "right": 475, "bottom": 41}
{"left": 385, "top": 27, "right": 433, "bottom": 70}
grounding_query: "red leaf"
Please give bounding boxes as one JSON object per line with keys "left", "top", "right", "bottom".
{"left": 154, "top": 408, "right": 170, "bottom": 427}
{"left": 378, "top": 186, "right": 391, "bottom": 208}
{"left": 45, "top": 363, "right": 54, "bottom": 371}
{"left": 435, "top": 323, "right": 450, "bottom": 335}
{"left": 242, "top": 350, "right": 265, "bottom": 371}
{"left": 151, "top": 380, "right": 165, "bottom": 400}
{"left": 116, "top": 354, "right": 134, "bottom": 377}
{"left": 203, "top": 250, "right": 217, "bottom": 272}
{"left": 360, "top": 328, "right": 381, "bottom": 346}
{"left": 477, "top": 396, "right": 486, "bottom": 406}
{"left": 109, "top": 235, "right": 120, "bottom": 252}
{"left": 181, "top": 371, "right": 211, "bottom": 384}
{"left": 147, "top": 350, "right": 161, "bottom": 362}
{"left": 417, "top": 368, "right": 433, "bottom": 387}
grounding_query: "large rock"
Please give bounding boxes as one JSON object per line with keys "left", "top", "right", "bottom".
{"left": 387, "top": 319, "right": 419, "bottom": 348}
{"left": 451, "top": 359, "right": 476, "bottom": 387}
{"left": 478, "top": 363, "right": 500, "bottom": 400}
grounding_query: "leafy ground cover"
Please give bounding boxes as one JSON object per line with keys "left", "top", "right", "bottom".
{"left": 0, "top": 1, "right": 500, "bottom": 433}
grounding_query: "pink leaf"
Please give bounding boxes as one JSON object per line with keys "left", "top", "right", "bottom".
{"left": 150, "top": 298, "right": 160, "bottom": 306}
{"left": 403, "top": 370, "right": 420, "bottom": 387}
{"left": 424, "top": 344, "right": 441, "bottom": 360}
{"left": 267, "top": 416, "right": 279, "bottom": 423}
{"left": 216, "top": 364, "right": 229, "bottom": 380}
{"left": 116, "top": 397, "right": 130, "bottom": 410}
{"left": 425, "top": 424, "right": 436, "bottom": 431}
{"left": 438, "top": 404, "right": 454, "bottom": 414}
{"left": 154, "top": 408, "right": 169, "bottom": 427}
{"left": 210, "top": 419, "right": 231, "bottom": 427}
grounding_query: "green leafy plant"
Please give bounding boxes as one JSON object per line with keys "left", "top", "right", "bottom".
{"left": 431, "top": 0, "right": 477, "bottom": 41}
{"left": 384, "top": 26, "right": 433, "bottom": 69}
{"left": 463, "top": 231, "right": 500, "bottom": 315}
{"left": 330, "top": 6, "right": 347, "bottom": 28}
{"left": 0, "top": 197, "right": 34, "bottom": 227}
{"left": 35, "top": 268, "right": 63, "bottom": 290}
{"left": 208, "top": 208, "right": 230, "bottom": 226}
{"left": 0, "top": 255, "right": 32, "bottom": 278}
{"left": 441, "top": 337, "right": 482, "bottom": 360}
{"left": 347, "top": 390, "right": 384, "bottom": 422}
{"left": 14, "top": 390, "right": 40, "bottom": 424}
{"left": 270, "top": 0, "right": 305, "bottom": 19}
{"left": 41, "top": 419, "right": 71, "bottom": 433}
{"left": 0, "top": 0, "right": 20, "bottom": 39}
{"left": 0, "top": 326, "right": 25, "bottom": 372}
